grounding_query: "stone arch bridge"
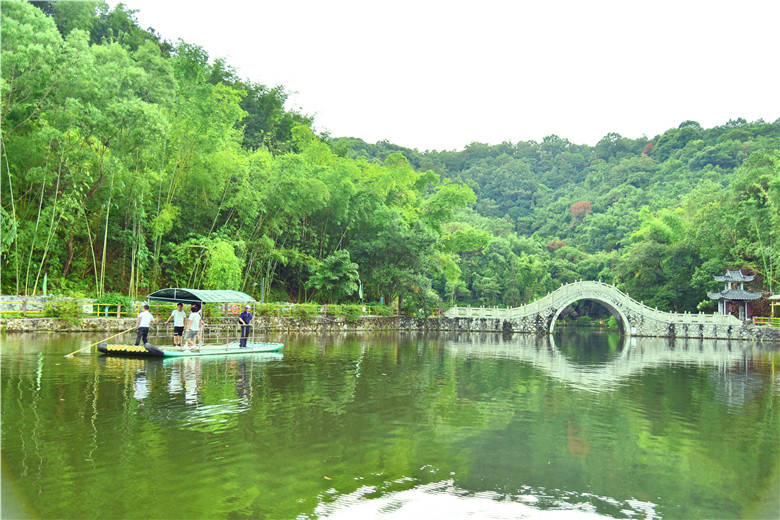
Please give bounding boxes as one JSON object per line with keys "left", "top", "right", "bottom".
{"left": 443, "top": 280, "right": 777, "bottom": 341}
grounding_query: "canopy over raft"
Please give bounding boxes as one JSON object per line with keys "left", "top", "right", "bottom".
{"left": 147, "top": 288, "right": 256, "bottom": 305}
{"left": 96, "top": 288, "right": 277, "bottom": 357}
{"left": 65, "top": 288, "right": 273, "bottom": 359}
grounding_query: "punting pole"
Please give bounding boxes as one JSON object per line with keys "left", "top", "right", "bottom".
{"left": 63, "top": 327, "right": 135, "bottom": 358}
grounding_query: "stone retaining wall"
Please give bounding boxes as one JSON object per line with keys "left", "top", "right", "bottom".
{"left": 2, "top": 315, "right": 778, "bottom": 342}
{"left": 0, "top": 316, "right": 407, "bottom": 333}
{"left": 1, "top": 317, "right": 138, "bottom": 332}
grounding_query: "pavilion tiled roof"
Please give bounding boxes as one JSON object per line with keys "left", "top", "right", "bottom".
{"left": 707, "top": 289, "right": 762, "bottom": 301}
{"left": 713, "top": 269, "right": 755, "bottom": 283}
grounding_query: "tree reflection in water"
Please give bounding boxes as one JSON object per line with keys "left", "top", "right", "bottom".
{"left": 0, "top": 332, "right": 777, "bottom": 519}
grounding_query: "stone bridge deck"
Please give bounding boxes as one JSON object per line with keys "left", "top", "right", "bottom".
{"left": 444, "top": 281, "right": 779, "bottom": 342}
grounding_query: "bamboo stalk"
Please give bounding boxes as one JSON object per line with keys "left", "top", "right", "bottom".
{"left": 82, "top": 205, "right": 99, "bottom": 290}
{"left": 64, "top": 327, "right": 135, "bottom": 358}
{"left": 2, "top": 144, "right": 20, "bottom": 294}
{"left": 99, "top": 171, "right": 115, "bottom": 298}
{"left": 24, "top": 164, "right": 47, "bottom": 293}
{"left": 31, "top": 158, "right": 63, "bottom": 296}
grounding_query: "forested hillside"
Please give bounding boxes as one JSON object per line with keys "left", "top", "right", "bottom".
{"left": 2, "top": 1, "right": 779, "bottom": 315}
{"left": 335, "top": 121, "right": 780, "bottom": 313}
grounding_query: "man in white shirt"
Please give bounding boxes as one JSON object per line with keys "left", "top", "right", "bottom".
{"left": 164, "top": 303, "right": 186, "bottom": 346}
{"left": 184, "top": 305, "right": 203, "bottom": 350}
{"left": 135, "top": 304, "right": 154, "bottom": 346}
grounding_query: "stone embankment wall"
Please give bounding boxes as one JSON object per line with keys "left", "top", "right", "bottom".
{"left": 1, "top": 317, "right": 138, "bottom": 332}
{"left": 2, "top": 315, "right": 778, "bottom": 342}
{"left": 0, "top": 294, "right": 96, "bottom": 314}
{"left": 0, "top": 316, "right": 424, "bottom": 333}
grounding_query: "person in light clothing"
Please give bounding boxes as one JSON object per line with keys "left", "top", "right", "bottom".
{"left": 135, "top": 304, "right": 154, "bottom": 346}
{"left": 164, "top": 302, "right": 186, "bottom": 346}
{"left": 184, "top": 304, "right": 203, "bottom": 350}
{"left": 196, "top": 305, "right": 205, "bottom": 345}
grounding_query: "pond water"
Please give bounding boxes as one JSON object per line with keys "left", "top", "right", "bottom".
{"left": 1, "top": 330, "right": 778, "bottom": 519}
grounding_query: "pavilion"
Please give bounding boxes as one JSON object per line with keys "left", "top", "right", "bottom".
{"left": 707, "top": 269, "right": 761, "bottom": 321}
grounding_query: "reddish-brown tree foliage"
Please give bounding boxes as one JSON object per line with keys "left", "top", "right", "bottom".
{"left": 643, "top": 142, "right": 654, "bottom": 155}
{"left": 570, "top": 201, "right": 593, "bottom": 217}
{"left": 546, "top": 240, "right": 566, "bottom": 250}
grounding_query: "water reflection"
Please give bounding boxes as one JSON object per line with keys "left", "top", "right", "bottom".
{"left": 91, "top": 352, "right": 284, "bottom": 417}
{"left": 235, "top": 358, "right": 251, "bottom": 403}
{"left": 168, "top": 362, "right": 182, "bottom": 395}
{"left": 182, "top": 358, "right": 200, "bottom": 405}
{"left": 132, "top": 369, "right": 149, "bottom": 403}
{"left": 553, "top": 327, "right": 623, "bottom": 366}
{"left": 1, "top": 332, "right": 777, "bottom": 519}
{"left": 445, "top": 331, "right": 775, "bottom": 394}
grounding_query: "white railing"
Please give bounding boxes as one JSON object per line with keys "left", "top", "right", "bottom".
{"left": 445, "top": 280, "right": 742, "bottom": 326}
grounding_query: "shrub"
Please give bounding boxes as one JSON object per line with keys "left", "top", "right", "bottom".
{"left": 43, "top": 300, "right": 83, "bottom": 325}
{"left": 95, "top": 293, "right": 133, "bottom": 316}
{"left": 401, "top": 289, "right": 442, "bottom": 318}
{"left": 326, "top": 304, "right": 345, "bottom": 317}
{"left": 342, "top": 304, "right": 363, "bottom": 324}
{"left": 574, "top": 315, "right": 594, "bottom": 326}
{"left": 256, "top": 304, "right": 280, "bottom": 317}
{"left": 606, "top": 315, "right": 619, "bottom": 329}
{"left": 292, "top": 303, "right": 319, "bottom": 323}
{"left": 368, "top": 304, "right": 394, "bottom": 317}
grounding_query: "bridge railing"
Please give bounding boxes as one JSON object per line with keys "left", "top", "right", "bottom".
{"left": 445, "top": 280, "right": 743, "bottom": 326}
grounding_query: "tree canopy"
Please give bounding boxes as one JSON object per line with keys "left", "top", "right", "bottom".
{"left": 2, "top": 1, "right": 779, "bottom": 316}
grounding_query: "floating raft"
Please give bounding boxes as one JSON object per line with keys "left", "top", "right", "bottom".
{"left": 97, "top": 342, "right": 284, "bottom": 358}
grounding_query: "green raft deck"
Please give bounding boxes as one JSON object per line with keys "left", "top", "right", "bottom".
{"left": 98, "top": 342, "right": 284, "bottom": 358}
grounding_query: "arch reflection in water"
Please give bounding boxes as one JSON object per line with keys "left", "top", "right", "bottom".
{"left": 444, "top": 331, "right": 774, "bottom": 393}
{"left": 552, "top": 327, "right": 624, "bottom": 365}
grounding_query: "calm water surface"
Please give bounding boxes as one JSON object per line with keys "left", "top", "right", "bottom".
{"left": 1, "top": 330, "right": 778, "bottom": 519}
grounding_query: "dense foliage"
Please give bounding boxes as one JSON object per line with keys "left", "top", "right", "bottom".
{"left": 2, "top": 1, "right": 779, "bottom": 315}
{"left": 336, "top": 125, "right": 780, "bottom": 313}
{"left": 0, "top": 1, "right": 472, "bottom": 313}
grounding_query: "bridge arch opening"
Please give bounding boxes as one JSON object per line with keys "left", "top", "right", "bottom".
{"left": 549, "top": 297, "right": 630, "bottom": 336}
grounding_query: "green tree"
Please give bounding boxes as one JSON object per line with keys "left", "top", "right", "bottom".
{"left": 204, "top": 240, "right": 244, "bottom": 290}
{"left": 306, "top": 250, "right": 359, "bottom": 303}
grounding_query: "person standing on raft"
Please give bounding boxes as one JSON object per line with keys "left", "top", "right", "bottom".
{"left": 135, "top": 304, "right": 154, "bottom": 346}
{"left": 238, "top": 305, "right": 253, "bottom": 348}
{"left": 184, "top": 304, "right": 203, "bottom": 351}
{"left": 164, "top": 302, "right": 186, "bottom": 347}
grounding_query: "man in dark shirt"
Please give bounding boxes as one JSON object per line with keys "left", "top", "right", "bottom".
{"left": 238, "top": 305, "right": 253, "bottom": 348}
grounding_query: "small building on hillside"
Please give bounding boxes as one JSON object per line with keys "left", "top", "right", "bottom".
{"left": 769, "top": 294, "right": 780, "bottom": 318}
{"left": 707, "top": 269, "right": 761, "bottom": 321}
